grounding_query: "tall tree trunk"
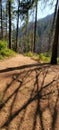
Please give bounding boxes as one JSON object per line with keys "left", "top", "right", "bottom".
{"left": 33, "top": 0, "right": 37, "bottom": 52}
{"left": 9, "top": 0, "right": 11, "bottom": 49}
{"left": 16, "top": 3, "right": 19, "bottom": 52}
{"left": 6, "top": 1, "right": 7, "bottom": 39}
{"left": 0, "top": 0, "right": 3, "bottom": 39}
{"left": 51, "top": 8, "right": 59, "bottom": 64}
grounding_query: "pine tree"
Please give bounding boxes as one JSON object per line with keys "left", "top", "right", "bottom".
{"left": 0, "top": 0, "right": 3, "bottom": 39}
{"left": 51, "top": 8, "right": 59, "bottom": 64}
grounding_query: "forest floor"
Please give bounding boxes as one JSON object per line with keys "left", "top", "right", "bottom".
{"left": 0, "top": 54, "right": 59, "bottom": 130}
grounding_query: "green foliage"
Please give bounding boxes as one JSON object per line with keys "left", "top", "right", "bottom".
{"left": 0, "top": 40, "right": 16, "bottom": 60}
{"left": 0, "top": 55, "right": 3, "bottom": 60}
{"left": 39, "top": 53, "right": 50, "bottom": 62}
{"left": 24, "top": 51, "right": 39, "bottom": 61}
{"left": 0, "top": 48, "right": 16, "bottom": 57}
{"left": 57, "top": 58, "right": 59, "bottom": 64}
{"left": 24, "top": 51, "right": 34, "bottom": 57}
{"left": 42, "top": 52, "right": 51, "bottom": 57}
{"left": 0, "top": 40, "right": 7, "bottom": 50}
{"left": 24, "top": 51, "right": 51, "bottom": 63}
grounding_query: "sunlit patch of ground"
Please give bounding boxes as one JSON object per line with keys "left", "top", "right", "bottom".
{"left": 0, "top": 54, "right": 59, "bottom": 130}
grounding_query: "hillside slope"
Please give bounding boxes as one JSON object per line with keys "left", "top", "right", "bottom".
{"left": 17, "top": 13, "right": 54, "bottom": 53}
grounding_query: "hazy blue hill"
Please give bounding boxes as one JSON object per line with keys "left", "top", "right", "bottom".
{"left": 36, "top": 13, "right": 54, "bottom": 52}
{"left": 17, "top": 13, "right": 54, "bottom": 53}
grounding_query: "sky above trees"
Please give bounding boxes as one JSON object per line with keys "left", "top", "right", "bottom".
{"left": 37, "top": 0, "right": 56, "bottom": 19}
{"left": 13, "top": 0, "right": 56, "bottom": 27}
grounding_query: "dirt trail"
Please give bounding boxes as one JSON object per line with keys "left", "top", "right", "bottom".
{"left": 0, "top": 54, "right": 59, "bottom": 130}
{"left": 0, "top": 54, "right": 37, "bottom": 70}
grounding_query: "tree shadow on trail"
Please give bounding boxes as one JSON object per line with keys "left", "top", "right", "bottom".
{"left": 50, "top": 79, "right": 59, "bottom": 130}
{"left": 0, "top": 63, "right": 50, "bottom": 73}
{"left": 0, "top": 63, "right": 59, "bottom": 130}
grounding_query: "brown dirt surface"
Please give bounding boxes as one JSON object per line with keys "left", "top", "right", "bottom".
{"left": 0, "top": 54, "right": 59, "bottom": 130}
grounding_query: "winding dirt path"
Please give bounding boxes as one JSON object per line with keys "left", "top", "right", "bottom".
{"left": 0, "top": 54, "right": 59, "bottom": 130}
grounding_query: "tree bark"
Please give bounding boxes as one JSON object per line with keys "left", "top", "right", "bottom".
{"left": 0, "top": 1, "right": 3, "bottom": 39}
{"left": 51, "top": 8, "right": 59, "bottom": 64}
{"left": 9, "top": 0, "right": 11, "bottom": 49}
{"left": 6, "top": 2, "right": 7, "bottom": 39}
{"left": 33, "top": 0, "right": 37, "bottom": 52}
{"left": 16, "top": 3, "right": 19, "bottom": 52}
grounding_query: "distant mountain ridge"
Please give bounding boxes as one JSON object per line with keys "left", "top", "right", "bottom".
{"left": 18, "top": 13, "right": 54, "bottom": 53}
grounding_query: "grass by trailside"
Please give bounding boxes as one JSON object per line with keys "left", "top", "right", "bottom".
{"left": 24, "top": 51, "right": 51, "bottom": 63}
{"left": 0, "top": 40, "right": 59, "bottom": 64}
{"left": 57, "top": 58, "right": 59, "bottom": 64}
{"left": 0, "top": 48, "right": 16, "bottom": 59}
{"left": 0, "top": 40, "right": 16, "bottom": 60}
{"left": 24, "top": 51, "right": 59, "bottom": 64}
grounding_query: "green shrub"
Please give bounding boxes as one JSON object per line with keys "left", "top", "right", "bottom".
{"left": 24, "top": 52, "right": 51, "bottom": 63}
{"left": 39, "top": 53, "right": 50, "bottom": 62}
{"left": 57, "top": 58, "right": 59, "bottom": 64}
{"left": 0, "top": 55, "right": 3, "bottom": 59}
{"left": 0, "top": 40, "right": 7, "bottom": 50}
{"left": 0, "top": 40, "right": 16, "bottom": 59}
{"left": 44, "top": 53, "right": 50, "bottom": 57}
{"left": 0, "top": 48, "right": 16, "bottom": 57}
{"left": 24, "top": 51, "right": 34, "bottom": 57}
